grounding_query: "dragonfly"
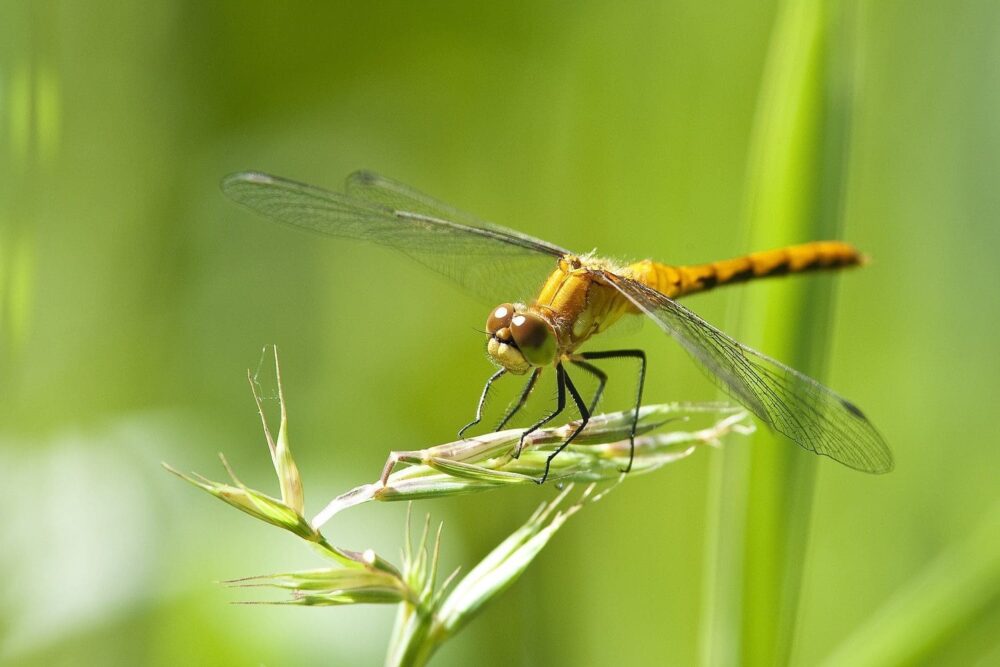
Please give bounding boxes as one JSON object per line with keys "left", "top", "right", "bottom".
{"left": 222, "top": 170, "right": 893, "bottom": 483}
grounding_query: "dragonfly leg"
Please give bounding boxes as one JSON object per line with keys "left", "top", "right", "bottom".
{"left": 577, "top": 349, "right": 646, "bottom": 473}
{"left": 514, "top": 364, "right": 566, "bottom": 459}
{"left": 539, "top": 365, "right": 591, "bottom": 484}
{"left": 459, "top": 368, "right": 506, "bottom": 438}
{"left": 569, "top": 359, "right": 608, "bottom": 414}
{"left": 496, "top": 367, "right": 542, "bottom": 431}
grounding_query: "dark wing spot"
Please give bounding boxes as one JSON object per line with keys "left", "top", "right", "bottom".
{"left": 841, "top": 398, "right": 866, "bottom": 419}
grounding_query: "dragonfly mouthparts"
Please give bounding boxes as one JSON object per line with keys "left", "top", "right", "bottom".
{"left": 487, "top": 334, "right": 531, "bottom": 375}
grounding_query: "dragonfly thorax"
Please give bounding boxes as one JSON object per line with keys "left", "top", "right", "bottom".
{"left": 485, "top": 303, "right": 558, "bottom": 374}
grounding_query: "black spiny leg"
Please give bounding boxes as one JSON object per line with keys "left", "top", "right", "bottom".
{"left": 570, "top": 359, "right": 608, "bottom": 414}
{"left": 539, "top": 365, "right": 591, "bottom": 484}
{"left": 496, "top": 367, "right": 542, "bottom": 431}
{"left": 577, "top": 349, "right": 647, "bottom": 473}
{"left": 514, "top": 364, "right": 566, "bottom": 459}
{"left": 459, "top": 368, "right": 506, "bottom": 438}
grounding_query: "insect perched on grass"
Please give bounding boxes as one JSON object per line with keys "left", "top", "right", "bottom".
{"left": 223, "top": 170, "right": 893, "bottom": 483}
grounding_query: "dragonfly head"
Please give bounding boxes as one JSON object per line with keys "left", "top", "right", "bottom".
{"left": 485, "top": 303, "right": 558, "bottom": 374}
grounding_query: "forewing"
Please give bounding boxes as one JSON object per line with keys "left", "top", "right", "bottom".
{"left": 603, "top": 272, "right": 893, "bottom": 473}
{"left": 221, "top": 171, "right": 569, "bottom": 304}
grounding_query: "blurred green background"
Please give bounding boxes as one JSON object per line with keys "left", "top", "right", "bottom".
{"left": 2, "top": 1, "right": 998, "bottom": 665}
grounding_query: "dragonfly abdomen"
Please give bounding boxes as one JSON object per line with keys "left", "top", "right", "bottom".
{"left": 629, "top": 240, "right": 864, "bottom": 299}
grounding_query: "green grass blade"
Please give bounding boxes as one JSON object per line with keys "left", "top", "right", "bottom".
{"left": 821, "top": 503, "right": 1000, "bottom": 667}
{"left": 701, "top": 0, "right": 857, "bottom": 665}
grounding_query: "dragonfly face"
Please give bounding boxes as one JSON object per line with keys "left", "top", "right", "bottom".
{"left": 485, "top": 303, "right": 558, "bottom": 373}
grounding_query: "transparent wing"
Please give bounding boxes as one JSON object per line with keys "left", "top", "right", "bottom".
{"left": 221, "top": 171, "right": 570, "bottom": 304}
{"left": 344, "top": 170, "right": 562, "bottom": 248}
{"left": 603, "top": 272, "right": 893, "bottom": 473}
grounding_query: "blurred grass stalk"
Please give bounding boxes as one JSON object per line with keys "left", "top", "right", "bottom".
{"left": 820, "top": 501, "right": 1000, "bottom": 666}
{"left": 701, "top": 0, "right": 856, "bottom": 665}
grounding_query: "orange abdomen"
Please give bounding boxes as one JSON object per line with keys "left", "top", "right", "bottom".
{"left": 628, "top": 240, "right": 864, "bottom": 299}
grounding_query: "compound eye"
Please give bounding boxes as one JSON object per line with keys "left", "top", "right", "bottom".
{"left": 509, "top": 313, "right": 557, "bottom": 366}
{"left": 486, "top": 303, "right": 514, "bottom": 334}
